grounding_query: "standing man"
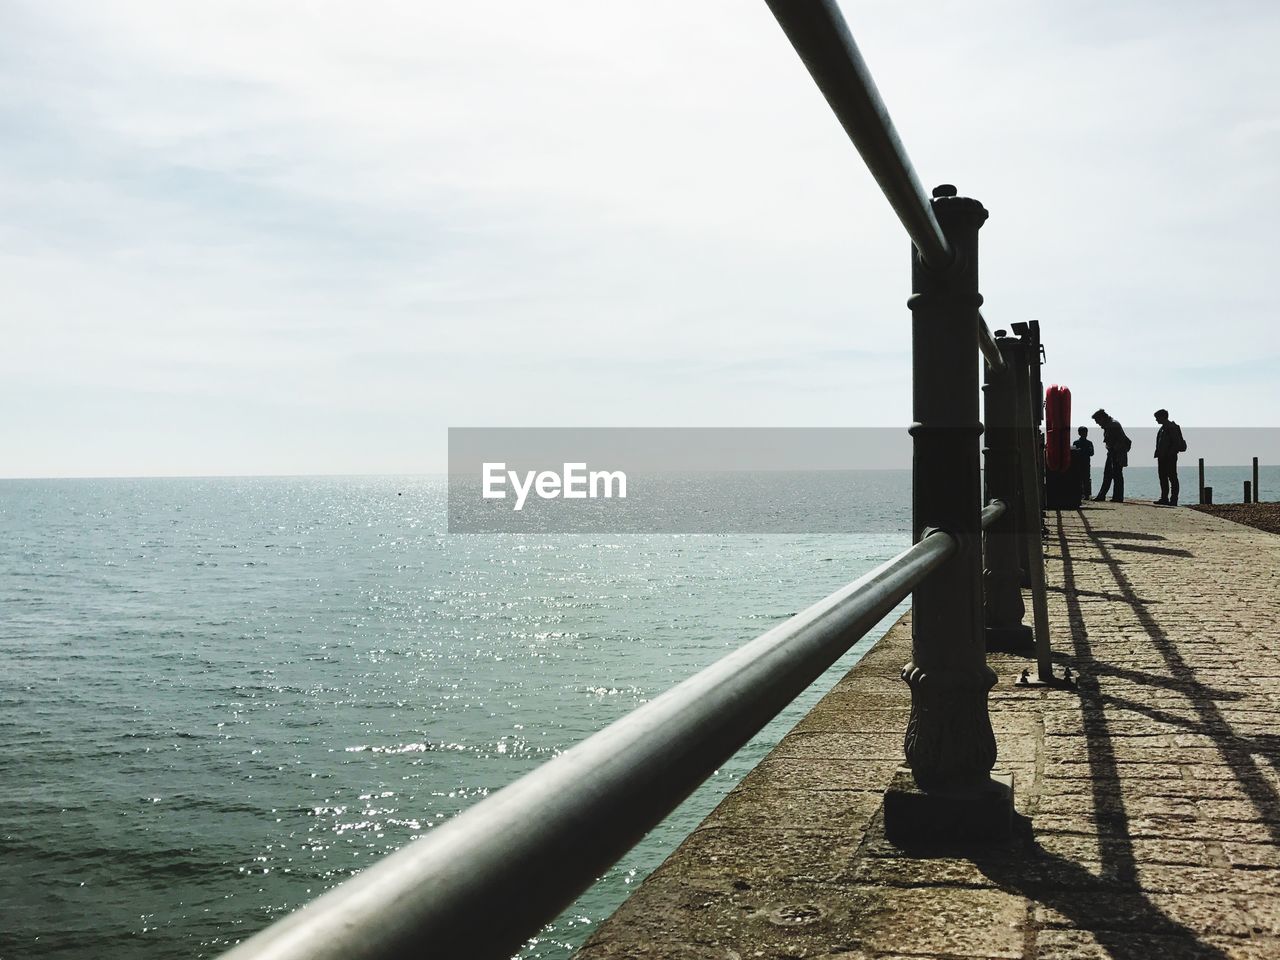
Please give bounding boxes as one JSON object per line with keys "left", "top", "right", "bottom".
{"left": 1092, "top": 409, "right": 1131, "bottom": 503}
{"left": 1154, "top": 408, "right": 1186, "bottom": 506}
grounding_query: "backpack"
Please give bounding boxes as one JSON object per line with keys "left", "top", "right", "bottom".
{"left": 1177, "top": 426, "right": 1187, "bottom": 453}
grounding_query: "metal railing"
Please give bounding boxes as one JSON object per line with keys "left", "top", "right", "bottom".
{"left": 218, "top": 1, "right": 1055, "bottom": 956}
{"left": 761, "top": 0, "right": 1007, "bottom": 376}
{"left": 224, "top": 498, "right": 1014, "bottom": 960}
{"left": 221, "top": 531, "right": 959, "bottom": 960}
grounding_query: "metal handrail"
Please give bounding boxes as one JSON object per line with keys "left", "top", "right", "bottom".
{"left": 219, "top": 530, "right": 959, "bottom": 960}
{"left": 978, "top": 314, "right": 1005, "bottom": 374}
{"left": 764, "top": 0, "right": 1007, "bottom": 376}
{"left": 214, "top": 3, "right": 1037, "bottom": 953}
{"left": 763, "top": 0, "right": 949, "bottom": 269}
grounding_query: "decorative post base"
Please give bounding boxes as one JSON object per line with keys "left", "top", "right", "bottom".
{"left": 899, "top": 660, "right": 999, "bottom": 786}
{"left": 884, "top": 769, "right": 1014, "bottom": 844}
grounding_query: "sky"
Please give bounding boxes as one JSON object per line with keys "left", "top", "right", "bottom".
{"left": 2, "top": 0, "right": 1278, "bottom": 477}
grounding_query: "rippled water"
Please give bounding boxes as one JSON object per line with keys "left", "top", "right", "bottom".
{"left": 0, "top": 476, "right": 912, "bottom": 959}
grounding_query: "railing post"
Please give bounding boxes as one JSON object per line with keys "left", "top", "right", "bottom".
{"left": 885, "top": 184, "right": 1010, "bottom": 842}
{"left": 1023, "top": 320, "right": 1046, "bottom": 520}
{"left": 1254, "top": 457, "right": 1260, "bottom": 502}
{"left": 982, "top": 330, "right": 1033, "bottom": 651}
{"left": 1199, "top": 458, "right": 1206, "bottom": 505}
{"left": 1011, "top": 350, "right": 1056, "bottom": 684}
{"left": 1010, "top": 323, "right": 1043, "bottom": 585}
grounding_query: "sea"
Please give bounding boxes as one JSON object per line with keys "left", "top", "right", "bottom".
{"left": 1, "top": 466, "right": 1272, "bottom": 959}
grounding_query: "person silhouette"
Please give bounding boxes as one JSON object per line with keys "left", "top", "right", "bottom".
{"left": 1072, "top": 426, "right": 1095, "bottom": 499}
{"left": 1091, "top": 409, "right": 1130, "bottom": 503}
{"left": 1153, "top": 408, "right": 1186, "bottom": 506}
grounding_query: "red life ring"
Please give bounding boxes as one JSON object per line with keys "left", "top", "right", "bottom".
{"left": 1045, "top": 384, "right": 1072, "bottom": 473}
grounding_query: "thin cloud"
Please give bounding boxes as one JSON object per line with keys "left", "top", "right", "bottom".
{"left": 2, "top": 1, "right": 1278, "bottom": 476}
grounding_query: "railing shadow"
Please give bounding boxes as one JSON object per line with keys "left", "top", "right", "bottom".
{"left": 970, "top": 511, "right": 1228, "bottom": 958}
{"left": 1087, "top": 530, "right": 1168, "bottom": 542}
{"left": 897, "top": 816, "right": 1232, "bottom": 960}
{"left": 1109, "top": 543, "right": 1195, "bottom": 559}
{"left": 1076, "top": 509, "right": 1280, "bottom": 849}
{"left": 873, "top": 511, "right": 1235, "bottom": 958}
{"left": 1096, "top": 691, "right": 1280, "bottom": 777}
{"left": 1086, "top": 664, "right": 1247, "bottom": 703}
{"left": 1045, "top": 584, "right": 1160, "bottom": 605}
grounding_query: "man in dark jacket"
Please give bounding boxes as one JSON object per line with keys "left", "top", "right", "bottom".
{"left": 1154, "top": 408, "right": 1186, "bottom": 506}
{"left": 1091, "top": 409, "right": 1130, "bottom": 503}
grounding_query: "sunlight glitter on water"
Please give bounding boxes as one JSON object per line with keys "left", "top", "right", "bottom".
{"left": 0, "top": 475, "right": 911, "bottom": 960}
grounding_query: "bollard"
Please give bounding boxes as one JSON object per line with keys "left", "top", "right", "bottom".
{"left": 1204, "top": 486, "right": 1213, "bottom": 505}
{"left": 1199, "top": 458, "right": 1206, "bottom": 505}
{"left": 982, "top": 330, "right": 1033, "bottom": 652}
{"left": 885, "top": 184, "right": 1010, "bottom": 842}
{"left": 1245, "top": 481, "right": 1252, "bottom": 503}
{"left": 1254, "top": 457, "right": 1260, "bottom": 503}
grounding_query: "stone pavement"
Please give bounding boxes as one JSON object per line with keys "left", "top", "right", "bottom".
{"left": 577, "top": 503, "right": 1280, "bottom": 959}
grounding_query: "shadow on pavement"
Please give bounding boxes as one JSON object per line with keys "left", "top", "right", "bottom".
{"left": 1087, "top": 530, "right": 1169, "bottom": 542}
{"left": 1077, "top": 509, "right": 1280, "bottom": 849}
{"left": 1109, "top": 542, "right": 1195, "bottom": 559}
{"left": 959, "top": 511, "right": 1264, "bottom": 958}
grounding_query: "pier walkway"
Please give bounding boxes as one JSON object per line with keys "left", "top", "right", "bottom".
{"left": 578, "top": 504, "right": 1280, "bottom": 959}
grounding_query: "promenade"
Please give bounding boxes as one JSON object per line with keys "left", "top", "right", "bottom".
{"left": 578, "top": 504, "right": 1280, "bottom": 959}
